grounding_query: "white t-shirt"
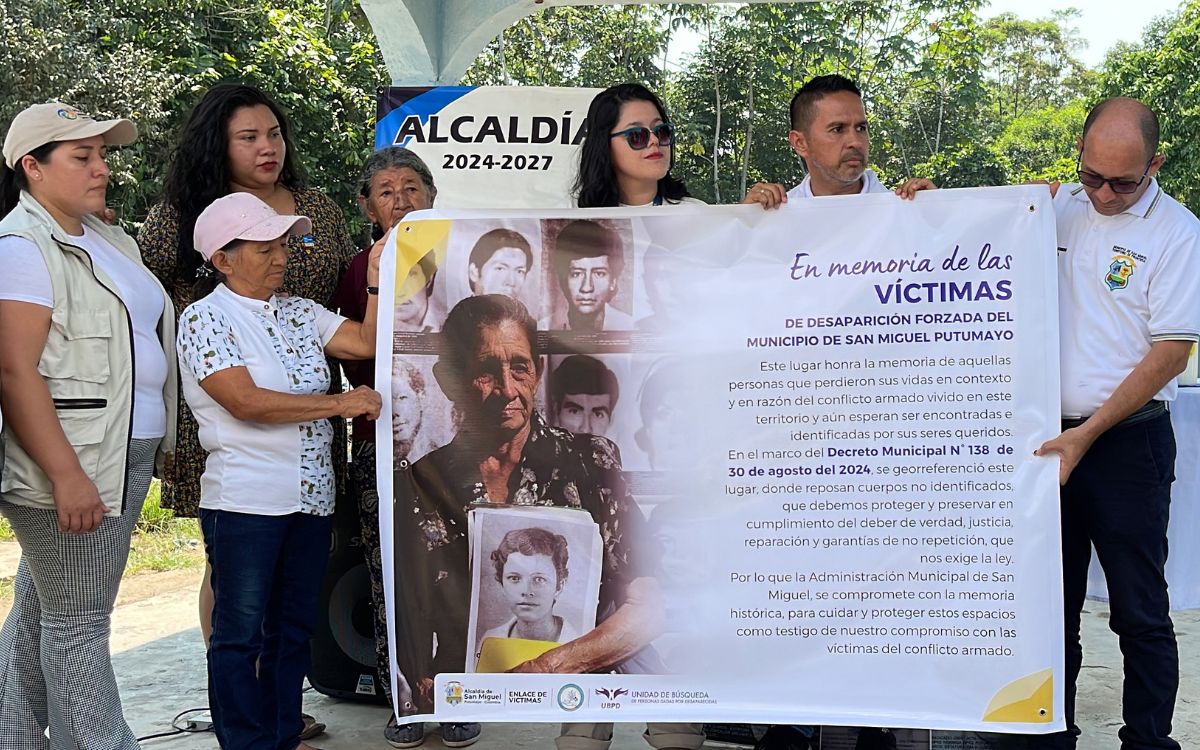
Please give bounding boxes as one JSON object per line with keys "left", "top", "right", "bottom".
{"left": 787, "top": 169, "right": 888, "bottom": 200}
{"left": 0, "top": 230, "right": 168, "bottom": 438}
{"left": 177, "top": 285, "right": 348, "bottom": 516}
{"left": 619, "top": 197, "right": 708, "bottom": 208}
{"left": 1055, "top": 181, "right": 1200, "bottom": 417}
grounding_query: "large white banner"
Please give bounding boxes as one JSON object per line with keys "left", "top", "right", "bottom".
{"left": 375, "top": 187, "right": 1064, "bottom": 733}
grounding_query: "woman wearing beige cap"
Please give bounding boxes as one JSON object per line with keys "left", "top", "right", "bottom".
{"left": 176, "top": 192, "right": 381, "bottom": 750}
{"left": 0, "top": 103, "right": 176, "bottom": 748}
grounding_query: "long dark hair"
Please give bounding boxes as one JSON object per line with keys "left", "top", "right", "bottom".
{"left": 161, "top": 83, "right": 305, "bottom": 282}
{"left": 1, "top": 142, "right": 61, "bottom": 217}
{"left": 573, "top": 83, "right": 690, "bottom": 208}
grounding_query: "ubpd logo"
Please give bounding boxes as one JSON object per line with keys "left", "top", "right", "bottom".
{"left": 445, "top": 680, "right": 464, "bottom": 706}
{"left": 557, "top": 684, "right": 585, "bottom": 711}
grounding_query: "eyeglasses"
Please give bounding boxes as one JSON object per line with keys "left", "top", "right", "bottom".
{"left": 610, "top": 123, "right": 675, "bottom": 150}
{"left": 1077, "top": 153, "right": 1154, "bottom": 194}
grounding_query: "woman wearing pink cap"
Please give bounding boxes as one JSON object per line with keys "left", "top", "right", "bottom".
{"left": 176, "top": 192, "right": 381, "bottom": 750}
{"left": 0, "top": 103, "right": 176, "bottom": 748}
{"left": 140, "top": 90, "right": 355, "bottom": 739}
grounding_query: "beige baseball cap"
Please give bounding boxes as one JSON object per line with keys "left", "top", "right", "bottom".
{"left": 3, "top": 103, "right": 137, "bottom": 169}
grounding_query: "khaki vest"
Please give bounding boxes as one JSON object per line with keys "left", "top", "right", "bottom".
{"left": 0, "top": 192, "right": 177, "bottom": 514}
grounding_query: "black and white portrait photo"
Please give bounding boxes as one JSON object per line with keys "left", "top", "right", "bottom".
{"left": 466, "top": 506, "right": 602, "bottom": 673}
{"left": 547, "top": 354, "right": 621, "bottom": 438}
{"left": 440, "top": 219, "right": 543, "bottom": 316}
{"left": 540, "top": 218, "right": 634, "bottom": 332}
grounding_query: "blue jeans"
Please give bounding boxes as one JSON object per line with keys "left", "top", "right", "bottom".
{"left": 201, "top": 509, "right": 333, "bottom": 750}
{"left": 1033, "top": 411, "right": 1179, "bottom": 750}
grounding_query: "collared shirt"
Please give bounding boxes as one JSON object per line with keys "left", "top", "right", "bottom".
{"left": 394, "top": 412, "right": 650, "bottom": 678}
{"left": 177, "top": 284, "right": 347, "bottom": 515}
{"left": 1055, "top": 180, "right": 1200, "bottom": 417}
{"left": 787, "top": 169, "right": 888, "bottom": 200}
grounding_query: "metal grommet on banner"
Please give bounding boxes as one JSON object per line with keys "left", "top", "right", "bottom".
{"left": 1038, "top": 708, "right": 1048, "bottom": 717}
{"left": 1029, "top": 204, "right": 1037, "bottom": 212}
{"left": 398, "top": 459, "right": 410, "bottom": 470}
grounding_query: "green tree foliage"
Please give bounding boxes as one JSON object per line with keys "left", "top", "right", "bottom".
{"left": 981, "top": 10, "right": 1094, "bottom": 121}
{"left": 0, "top": 0, "right": 386, "bottom": 237}
{"left": 0, "top": 0, "right": 186, "bottom": 217}
{"left": 462, "top": 5, "right": 677, "bottom": 89}
{"left": 8, "top": 0, "right": 1172, "bottom": 219}
{"left": 993, "top": 100, "right": 1088, "bottom": 183}
{"left": 665, "top": 1, "right": 1099, "bottom": 202}
{"left": 1100, "top": 2, "right": 1200, "bottom": 213}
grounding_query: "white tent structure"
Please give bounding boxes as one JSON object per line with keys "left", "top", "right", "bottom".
{"left": 357, "top": 0, "right": 820, "bottom": 85}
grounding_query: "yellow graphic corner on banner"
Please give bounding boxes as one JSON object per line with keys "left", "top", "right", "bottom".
{"left": 475, "top": 637, "right": 560, "bottom": 673}
{"left": 982, "top": 668, "right": 1054, "bottom": 723}
{"left": 392, "top": 219, "right": 452, "bottom": 303}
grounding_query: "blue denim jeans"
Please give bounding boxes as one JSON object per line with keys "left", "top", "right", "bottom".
{"left": 201, "top": 509, "right": 333, "bottom": 750}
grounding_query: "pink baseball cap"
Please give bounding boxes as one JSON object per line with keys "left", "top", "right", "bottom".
{"left": 193, "top": 192, "right": 313, "bottom": 260}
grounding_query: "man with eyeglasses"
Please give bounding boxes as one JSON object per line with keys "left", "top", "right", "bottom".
{"left": 1031, "top": 97, "right": 1200, "bottom": 750}
{"left": 742, "top": 75, "right": 934, "bottom": 207}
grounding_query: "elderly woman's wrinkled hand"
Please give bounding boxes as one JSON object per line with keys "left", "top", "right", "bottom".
{"left": 367, "top": 236, "right": 386, "bottom": 286}
{"left": 336, "top": 385, "right": 382, "bottom": 419}
{"left": 508, "top": 653, "right": 559, "bottom": 673}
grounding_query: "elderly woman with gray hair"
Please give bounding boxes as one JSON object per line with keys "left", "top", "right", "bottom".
{"left": 332, "top": 147, "right": 479, "bottom": 748}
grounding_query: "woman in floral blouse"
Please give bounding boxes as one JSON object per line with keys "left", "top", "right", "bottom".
{"left": 394, "top": 295, "right": 658, "bottom": 715}
{"left": 177, "top": 192, "right": 380, "bottom": 750}
{"left": 138, "top": 83, "right": 355, "bottom": 739}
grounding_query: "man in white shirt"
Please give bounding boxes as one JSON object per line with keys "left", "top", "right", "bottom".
{"left": 742, "top": 75, "right": 933, "bottom": 206}
{"left": 1033, "top": 97, "right": 1200, "bottom": 750}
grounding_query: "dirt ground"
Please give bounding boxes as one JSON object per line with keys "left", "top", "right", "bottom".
{"left": 0, "top": 539, "right": 201, "bottom": 621}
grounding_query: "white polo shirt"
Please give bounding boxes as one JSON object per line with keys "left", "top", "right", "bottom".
{"left": 177, "top": 284, "right": 347, "bottom": 516}
{"left": 1055, "top": 180, "right": 1200, "bottom": 417}
{"left": 787, "top": 169, "right": 888, "bottom": 200}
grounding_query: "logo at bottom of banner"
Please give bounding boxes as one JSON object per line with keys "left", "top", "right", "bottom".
{"left": 441, "top": 679, "right": 503, "bottom": 708}
{"left": 433, "top": 675, "right": 719, "bottom": 719}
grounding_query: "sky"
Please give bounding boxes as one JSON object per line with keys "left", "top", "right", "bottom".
{"left": 985, "top": 0, "right": 1182, "bottom": 67}
{"left": 666, "top": 1, "right": 1184, "bottom": 70}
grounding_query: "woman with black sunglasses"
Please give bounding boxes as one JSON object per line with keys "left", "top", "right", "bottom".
{"left": 574, "top": 83, "right": 703, "bottom": 208}
{"left": 562, "top": 81, "right": 707, "bottom": 750}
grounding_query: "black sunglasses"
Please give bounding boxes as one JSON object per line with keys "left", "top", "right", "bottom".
{"left": 1077, "top": 152, "right": 1154, "bottom": 194}
{"left": 610, "top": 122, "right": 675, "bottom": 150}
